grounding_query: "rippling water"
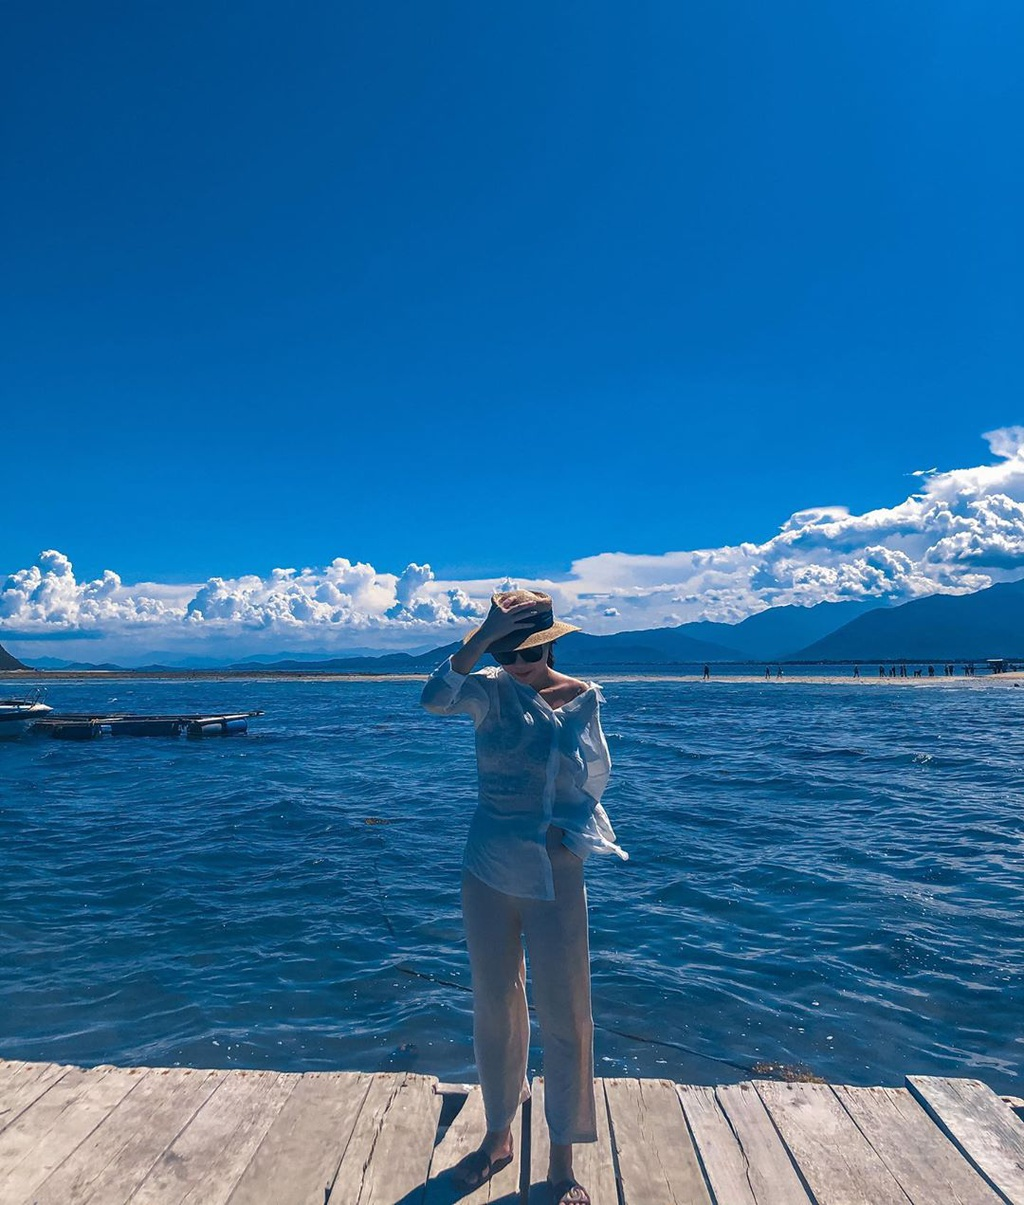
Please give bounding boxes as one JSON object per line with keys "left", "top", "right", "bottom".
{"left": 2, "top": 676, "right": 1022, "bottom": 1093}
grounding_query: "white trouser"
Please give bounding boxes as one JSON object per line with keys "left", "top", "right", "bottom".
{"left": 460, "top": 828, "right": 597, "bottom": 1146}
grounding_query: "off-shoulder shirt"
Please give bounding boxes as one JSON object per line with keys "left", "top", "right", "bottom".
{"left": 420, "top": 657, "right": 628, "bottom": 900}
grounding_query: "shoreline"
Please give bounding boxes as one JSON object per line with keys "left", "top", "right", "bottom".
{"left": 2, "top": 669, "right": 1023, "bottom": 686}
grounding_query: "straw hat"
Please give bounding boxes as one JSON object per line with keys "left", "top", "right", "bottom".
{"left": 465, "top": 589, "right": 581, "bottom": 653}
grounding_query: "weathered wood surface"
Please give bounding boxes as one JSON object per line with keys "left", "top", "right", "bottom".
{"left": 834, "top": 1085, "right": 1003, "bottom": 1205}
{"left": 605, "top": 1077, "right": 710, "bottom": 1205}
{"left": 756, "top": 1080, "right": 913, "bottom": 1205}
{"left": 131, "top": 1069, "right": 297, "bottom": 1205}
{"left": 908, "top": 1075, "right": 1024, "bottom": 1204}
{"left": 0, "top": 1060, "right": 72, "bottom": 1134}
{"left": 0, "top": 1065, "right": 143, "bottom": 1202}
{"left": 228, "top": 1071, "right": 371, "bottom": 1205}
{"left": 678, "top": 1081, "right": 811, "bottom": 1204}
{"left": 30, "top": 1066, "right": 224, "bottom": 1204}
{"left": 2, "top": 1058, "right": 1023, "bottom": 1204}
{"left": 329, "top": 1072, "right": 441, "bottom": 1205}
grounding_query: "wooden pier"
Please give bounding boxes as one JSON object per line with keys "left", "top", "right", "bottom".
{"left": 0, "top": 1059, "right": 1022, "bottom": 1203}
{"left": 29, "top": 711, "right": 263, "bottom": 739}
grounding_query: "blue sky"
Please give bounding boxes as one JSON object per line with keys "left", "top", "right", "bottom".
{"left": 3, "top": 2, "right": 1023, "bottom": 658}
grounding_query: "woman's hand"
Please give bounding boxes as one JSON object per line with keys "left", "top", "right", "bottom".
{"left": 449, "top": 596, "right": 542, "bottom": 675}
{"left": 476, "top": 597, "right": 542, "bottom": 648}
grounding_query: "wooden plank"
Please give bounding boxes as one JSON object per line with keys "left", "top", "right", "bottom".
{"left": 0, "top": 1065, "right": 144, "bottom": 1202}
{"left": 834, "top": 1086, "right": 1002, "bottom": 1205}
{"left": 907, "top": 1076, "right": 1024, "bottom": 1204}
{"left": 328, "top": 1072, "right": 441, "bottom": 1205}
{"left": 677, "top": 1085, "right": 758, "bottom": 1205}
{"left": 605, "top": 1077, "right": 710, "bottom": 1205}
{"left": 717, "top": 1082, "right": 815, "bottom": 1204}
{"left": 0, "top": 1061, "right": 71, "bottom": 1134}
{"left": 130, "top": 1070, "right": 297, "bottom": 1205}
{"left": 423, "top": 1086, "right": 523, "bottom": 1203}
{"left": 30, "top": 1066, "right": 223, "bottom": 1204}
{"left": 0, "top": 1061, "right": 29, "bottom": 1091}
{"left": 527, "top": 1077, "right": 619, "bottom": 1205}
{"left": 756, "top": 1081, "right": 912, "bottom": 1205}
{"left": 226, "top": 1072, "right": 371, "bottom": 1205}
{"left": 677, "top": 1082, "right": 811, "bottom": 1205}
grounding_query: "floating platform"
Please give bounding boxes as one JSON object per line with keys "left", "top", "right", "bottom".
{"left": 0, "top": 1058, "right": 1022, "bottom": 1203}
{"left": 30, "top": 711, "right": 263, "bottom": 739}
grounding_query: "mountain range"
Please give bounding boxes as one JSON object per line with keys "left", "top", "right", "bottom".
{"left": 797, "top": 577, "right": 1024, "bottom": 661}
{"left": 557, "top": 598, "right": 885, "bottom": 666}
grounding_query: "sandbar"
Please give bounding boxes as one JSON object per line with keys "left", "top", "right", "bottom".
{"left": 2, "top": 669, "right": 1022, "bottom": 686}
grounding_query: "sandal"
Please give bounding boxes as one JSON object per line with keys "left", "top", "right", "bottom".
{"left": 548, "top": 1179, "right": 591, "bottom": 1204}
{"left": 451, "top": 1144, "right": 514, "bottom": 1190}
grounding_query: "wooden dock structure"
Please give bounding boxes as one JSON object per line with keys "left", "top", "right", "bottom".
{"left": 29, "top": 711, "right": 263, "bottom": 739}
{"left": 1, "top": 1059, "right": 1022, "bottom": 1203}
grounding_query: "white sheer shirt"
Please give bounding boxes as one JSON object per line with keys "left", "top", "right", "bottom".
{"left": 421, "top": 656, "right": 628, "bottom": 900}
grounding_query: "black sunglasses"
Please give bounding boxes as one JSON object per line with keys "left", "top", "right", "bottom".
{"left": 492, "top": 645, "right": 546, "bottom": 666}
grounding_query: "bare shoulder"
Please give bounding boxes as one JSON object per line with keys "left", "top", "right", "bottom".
{"left": 545, "top": 672, "right": 590, "bottom": 706}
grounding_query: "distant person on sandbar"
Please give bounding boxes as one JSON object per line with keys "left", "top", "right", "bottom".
{"left": 879, "top": 665, "right": 886, "bottom": 677}
{"left": 765, "top": 665, "right": 771, "bottom": 679}
{"left": 421, "top": 590, "right": 627, "bottom": 1205}
{"left": 702, "top": 663, "right": 710, "bottom": 680}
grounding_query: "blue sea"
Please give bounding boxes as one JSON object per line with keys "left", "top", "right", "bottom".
{"left": 2, "top": 675, "right": 1021, "bottom": 1095}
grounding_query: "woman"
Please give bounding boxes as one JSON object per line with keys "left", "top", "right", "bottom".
{"left": 421, "top": 589, "right": 627, "bottom": 1205}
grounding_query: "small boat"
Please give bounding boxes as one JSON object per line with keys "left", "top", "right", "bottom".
{"left": 0, "top": 698, "right": 53, "bottom": 738}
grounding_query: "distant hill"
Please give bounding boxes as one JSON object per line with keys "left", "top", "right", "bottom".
{"left": 235, "top": 646, "right": 403, "bottom": 664}
{"left": 19, "top": 658, "right": 125, "bottom": 671}
{"left": 11, "top": 656, "right": 77, "bottom": 670}
{"left": 676, "top": 598, "right": 886, "bottom": 661}
{"left": 21, "top": 647, "right": 428, "bottom": 671}
{"left": 557, "top": 628, "right": 741, "bottom": 665}
{"left": 540, "top": 599, "right": 883, "bottom": 665}
{"left": 794, "top": 578, "right": 1024, "bottom": 661}
{"left": 247, "top": 631, "right": 738, "bottom": 672}
{"left": 0, "top": 641, "right": 27, "bottom": 671}
{"left": 230, "top": 642, "right": 464, "bottom": 673}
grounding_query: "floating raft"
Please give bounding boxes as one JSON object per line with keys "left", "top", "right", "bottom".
{"left": 0, "top": 1059, "right": 1022, "bottom": 1203}
{"left": 30, "top": 711, "right": 263, "bottom": 739}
